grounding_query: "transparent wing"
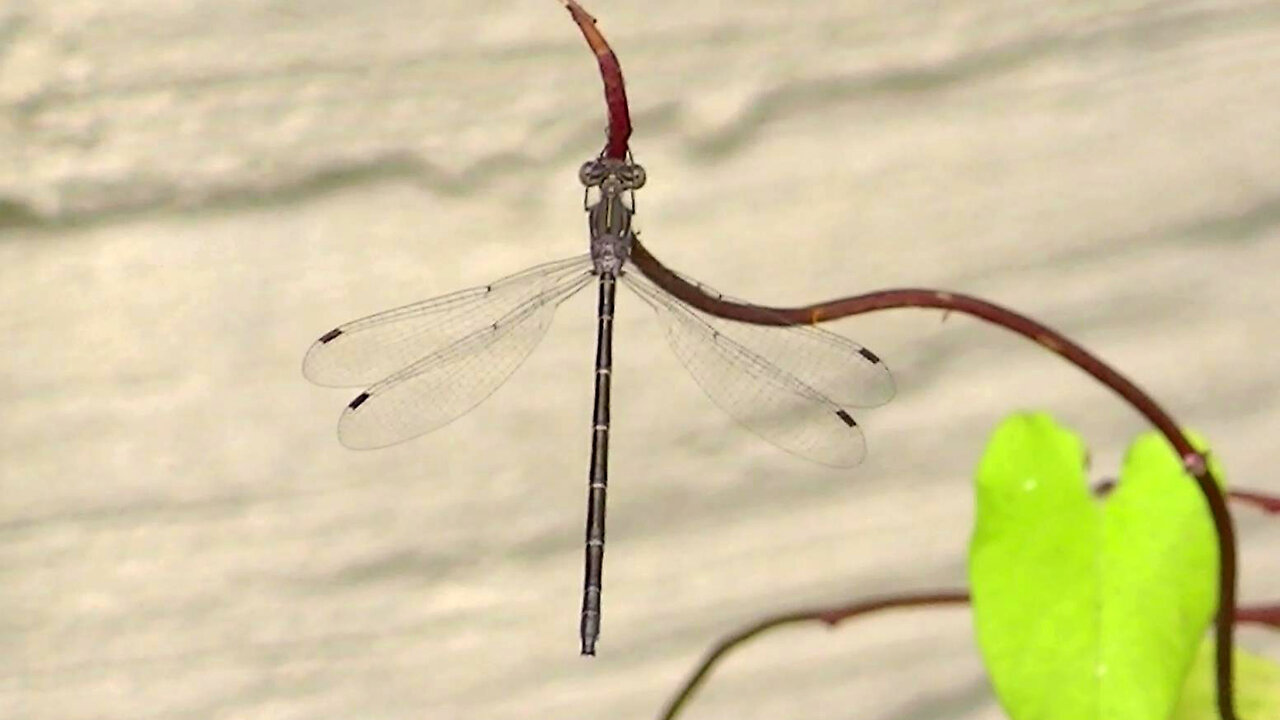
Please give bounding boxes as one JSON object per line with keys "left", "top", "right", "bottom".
{"left": 646, "top": 267, "right": 895, "bottom": 408}
{"left": 337, "top": 273, "right": 594, "bottom": 449}
{"left": 304, "top": 254, "right": 593, "bottom": 388}
{"left": 623, "top": 271, "right": 886, "bottom": 467}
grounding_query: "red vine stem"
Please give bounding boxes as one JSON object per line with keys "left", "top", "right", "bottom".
{"left": 560, "top": 0, "right": 632, "bottom": 159}
{"left": 1237, "top": 604, "right": 1280, "bottom": 628}
{"left": 631, "top": 241, "right": 1241, "bottom": 720}
{"left": 659, "top": 590, "right": 1280, "bottom": 720}
{"left": 1229, "top": 490, "right": 1280, "bottom": 515}
{"left": 658, "top": 592, "right": 968, "bottom": 720}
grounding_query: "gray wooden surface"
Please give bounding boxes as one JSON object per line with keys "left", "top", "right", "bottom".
{"left": 2, "top": 1, "right": 1278, "bottom": 718}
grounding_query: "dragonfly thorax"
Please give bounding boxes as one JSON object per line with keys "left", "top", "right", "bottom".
{"left": 591, "top": 232, "right": 631, "bottom": 275}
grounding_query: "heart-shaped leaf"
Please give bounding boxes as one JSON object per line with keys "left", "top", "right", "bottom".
{"left": 969, "top": 412, "right": 1221, "bottom": 720}
{"left": 1173, "top": 639, "right": 1280, "bottom": 719}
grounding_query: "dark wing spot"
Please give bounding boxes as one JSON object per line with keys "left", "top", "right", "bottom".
{"left": 347, "top": 392, "right": 371, "bottom": 410}
{"left": 835, "top": 409, "right": 857, "bottom": 427}
{"left": 318, "top": 328, "right": 343, "bottom": 344}
{"left": 857, "top": 347, "right": 881, "bottom": 364}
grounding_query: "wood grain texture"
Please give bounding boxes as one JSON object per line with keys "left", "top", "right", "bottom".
{"left": 2, "top": 1, "right": 1278, "bottom": 718}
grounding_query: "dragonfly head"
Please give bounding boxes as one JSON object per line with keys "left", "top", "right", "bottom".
{"left": 579, "top": 158, "right": 646, "bottom": 192}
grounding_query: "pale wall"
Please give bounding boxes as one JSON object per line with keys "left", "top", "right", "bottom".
{"left": 2, "top": 1, "right": 1278, "bottom": 718}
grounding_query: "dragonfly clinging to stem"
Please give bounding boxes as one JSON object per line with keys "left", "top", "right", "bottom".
{"left": 303, "top": 151, "right": 893, "bottom": 654}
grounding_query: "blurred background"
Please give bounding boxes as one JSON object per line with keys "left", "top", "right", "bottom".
{"left": 2, "top": 0, "right": 1278, "bottom": 718}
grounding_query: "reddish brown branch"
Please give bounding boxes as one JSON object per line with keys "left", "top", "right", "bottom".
{"left": 660, "top": 591, "right": 1280, "bottom": 720}
{"left": 1229, "top": 489, "right": 1280, "bottom": 515}
{"left": 631, "top": 239, "right": 1240, "bottom": 720}
{"left": 560, "top": 0, "right": 632, "bottom": 159}
{"left": 1238, "top": 604, "right": 1280, "bottom": 629}
{"left": 657, "top": 592, "right": 969, "bottom": 720}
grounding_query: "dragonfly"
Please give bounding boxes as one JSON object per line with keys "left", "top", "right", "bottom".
{"left": 303, "top": 153, "right": 895, "bottom": 655}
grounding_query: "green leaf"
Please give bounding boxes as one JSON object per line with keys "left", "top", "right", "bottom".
{"left": 1173, "top": 639, "right": 1280, "bottom": 720}
{"left": 969, "top": 412, "right": 1221, "bottom": 720}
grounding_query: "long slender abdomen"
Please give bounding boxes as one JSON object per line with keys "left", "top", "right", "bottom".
{"left": 580, "top": 273, "right": 616, "bottom": 655}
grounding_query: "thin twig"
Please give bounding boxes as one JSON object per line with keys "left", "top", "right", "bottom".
{"left": 657, "top": 592, "right": 969, "bottom": 720}
{"left": 559, "top": 0, "right": 632, "bottom": 159}
{"left": 1237, "top": 604, "right": 1280, "bottom": 629}
{"left": 631, "top": 240, "right": 1241, "bottom": 720}
{"left": 1228, "top": 489, "right": 1280, "bottom": 515}
{"left": 659, "top": 590, "right": 1280, "bottom": 720}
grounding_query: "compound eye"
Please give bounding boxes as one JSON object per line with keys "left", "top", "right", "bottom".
{"left": 625, "top": 165, "right": 646, "bottom": 189}
{"left": 579, "top": 161, "right": 605, "bottom": 187}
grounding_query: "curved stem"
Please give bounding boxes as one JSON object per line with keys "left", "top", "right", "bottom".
{"left": 559, "top": 0, "right": 632, "bottom": 159}
{"left": 630, "top": 239, "right": 1240, "bottom": 720}
{"left": 1228, "top": 489, "right": 1280, "bottom": 515}
{"left": 658, "top": 592, "right": 969, "bottom": 720}
{"left": 660, "top": 589, "right": 1280, "bottom": 720}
